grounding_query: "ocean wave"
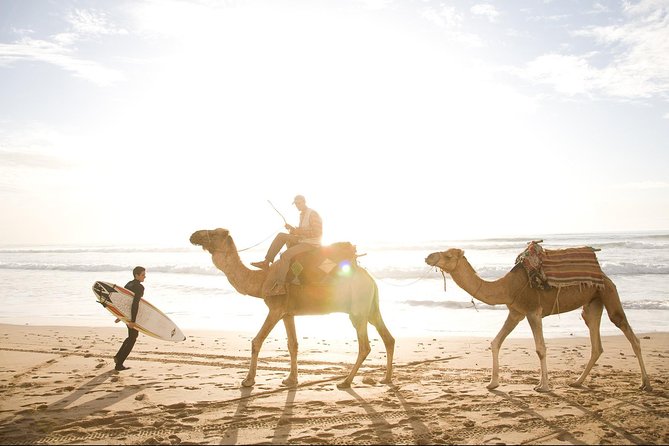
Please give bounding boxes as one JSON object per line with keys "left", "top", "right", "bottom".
{"left": 623, "top": 300, "right": 669, "bottom": 310}
{"left": 602, "top": 263, "right": 669, "bottom": 275}
{"left": 2, "top": 260, "right": 668, "bottom": 278}
{"left": 404, "top": 299, "right": 502, "bottom": 310}
{"left": 404, "top": 299, "right": 669, "bottom": 311}
{"left": 374, "top": 232, "right": 669, "bottom": 252}
{"left": 0, "top": 263, "right": 222, "bottom": 275}
{"left": 0, "top": 246, "right": 193, "bottom": 254}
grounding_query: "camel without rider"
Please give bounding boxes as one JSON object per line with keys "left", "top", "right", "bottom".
{"left": 425, "top": 248, "right": 652, "bottom": 392}
{"left": 190, "top": 228, "right": 395, "bottom": 389}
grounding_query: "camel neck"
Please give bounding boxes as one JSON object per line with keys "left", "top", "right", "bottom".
{"left": 211, "top": 238, "right": 263, "bottom": 298}
{"left": 450, "top": 257, "right": 511, "bottom": 306}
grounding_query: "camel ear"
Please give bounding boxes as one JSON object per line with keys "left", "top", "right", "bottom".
{"left": 214, "top": 228, "right": 229, "bottom": 238}
{"left": 453, "top": 248, "right": 464, "bottom": 258}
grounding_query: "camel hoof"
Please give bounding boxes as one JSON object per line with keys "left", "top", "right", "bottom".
{"left": 282, "top": 377, "right": 298, "bottom": 387}
{"left": 241, "top": 379, "right": 255, "bottom": 388}
{"left": 640, "top": 382, "right": 653, "bottom": 392}
{"left": 569, "top": 381, "right": 583, "bottom": 388}
{"left": 486, "top": 382, "right": 499, "bottom": 390}
{"left": 534, "top": 385, "right": 551, "bottom": 393}
{"left": 380, "top": 378, "right": 393, "bottom": 385}
{"left": 336, "top": 381, "right": 351, "bottom": 389}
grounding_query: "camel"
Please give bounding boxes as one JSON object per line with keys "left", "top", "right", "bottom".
{"left": 425, "top": 248, "right": 652, "bottom": 392}
{"left": 189, "top": 228, "right": 395, "bottom": 389}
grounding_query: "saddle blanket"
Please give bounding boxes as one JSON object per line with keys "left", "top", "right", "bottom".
{"left": 285, "top": 242, "right": 358, "bottom": 286}
{"left": 515, "top": 240, "right": 605, "bottom": 290}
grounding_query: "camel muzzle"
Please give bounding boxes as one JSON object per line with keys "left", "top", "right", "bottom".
{"left": 425, "top": 253, "right": 440, "bottom": 267}
{"left": 189, "top": 231, "right": 207, "bottom": 246}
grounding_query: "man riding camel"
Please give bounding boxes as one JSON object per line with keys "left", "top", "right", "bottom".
{"left": 251, "top": 195, "right": 322, "bottom": 295}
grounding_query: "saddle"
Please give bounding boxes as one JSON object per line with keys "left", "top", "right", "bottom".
{"left": 285, "top": 242, "right": 359, "bottom": 286}
{"left": 515, "top": 240, "right": 605, "bottom": 290}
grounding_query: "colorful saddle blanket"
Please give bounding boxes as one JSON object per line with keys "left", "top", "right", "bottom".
{"left": 515, "top": 240, "right": 605, "bottom": 290}
{"left": 285, "top": 242, "right": 359, "bottom": 286}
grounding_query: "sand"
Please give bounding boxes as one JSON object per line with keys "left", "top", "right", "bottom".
{"left": 0, "top": 323, "right": 667, "bottom": 445}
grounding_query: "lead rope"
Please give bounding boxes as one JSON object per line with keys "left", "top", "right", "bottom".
{"left": 236, "top": 228, "right": 283, "bottom": 253}
{"left": 367, "top": 266, "right": 435, "bottom": 287}
{"left": 440, "top": 268, "right": 479, "bottom": 312}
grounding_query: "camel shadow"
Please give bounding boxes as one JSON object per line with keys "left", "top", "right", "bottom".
{"left": 343, "top": 387, "right": 395, "bottom": 444}
{"left": 550, "top": 387, "right": 651, "bottom": 444}
{"left": 218, "top": 387, "right": 253, "bottom": 445}
{"left": 388, "top": 386, "right": 433, "bottom": 444}
{"left": 489, "top": 389, "right": 586, "bottom": 445}
{"left": 3, "top": 368, "right": 153, "bottom": 444}
{"left": 271, "top": 388, "right": 296, "bottom": 444}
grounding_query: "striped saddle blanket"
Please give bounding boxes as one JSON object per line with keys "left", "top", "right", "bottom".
{"left": 515, "top": 240, "right": 605, "bottom": 290}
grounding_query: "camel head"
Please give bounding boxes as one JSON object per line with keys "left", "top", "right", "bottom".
{"left": 425, "top": 248, "right": 464, "bottom": 272}
{"left": 190, "top": 228, "right": 231, "bottom": 254}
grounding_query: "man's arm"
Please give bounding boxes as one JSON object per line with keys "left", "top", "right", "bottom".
{"left": 129, "top": 283, "right": 143, "bottom": 324}
{"left": 130, "top": 296, "right": 140, "bottom": 323}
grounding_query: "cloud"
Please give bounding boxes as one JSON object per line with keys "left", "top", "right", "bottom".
{"left": 515, "top": 0, "right": 669, "bottom": 100}
{"left": 68, "top": 8, "right": 127, "bottom": 36}
{"left": 0, "top": 38, "right": 124, "bottom": 85}
{"left": 0, "top": 8, "right": 126, "bottom": 85}
{"left": 520, "top": 53, "right": 597, "bottom": 96}
{"left": 471, "top": 4, "right": 500, "bottom": 22}
{"left": 421, "top": 5, "right": 464, "bottom": 28}
{"left": 420, "top": 5, "right": 485, "bottom": 46}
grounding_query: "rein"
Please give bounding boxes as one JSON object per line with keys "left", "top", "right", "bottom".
{"left": 204, "top": 228, "right": 281, "bottom": 253}
{"left": 236, "top": 229, "right": 281, "bottom": 252}
{"left": 369, "top": 266, "right": 435, "bottom": 287}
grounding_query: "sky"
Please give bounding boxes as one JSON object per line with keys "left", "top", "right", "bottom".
{"left": 0, "top": 0, "right": 668, "bottom": 247}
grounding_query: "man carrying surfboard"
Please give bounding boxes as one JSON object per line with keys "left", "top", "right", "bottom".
{"left": 113, "top": 266, "right": 145, "bottom": 371}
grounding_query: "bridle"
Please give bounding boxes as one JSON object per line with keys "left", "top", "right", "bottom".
{"left": 435, "top": 253, "right": 480, "bottom": 312}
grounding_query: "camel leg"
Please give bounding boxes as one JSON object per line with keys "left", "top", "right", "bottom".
{"left": 571, "top": 299, "right": 604, "bottom": 387}
{"left": 282, "top": 315, "right": 299, "bottom": 387}
{"left": 337, "top": 315, "right": 371, "bottom": 389}
{"left": 368, "top": 310, "right": 395, "bottom": 384}
{"left": 526, "top": 309, "right": 550, "bottom": 392}
{"left": 242, "top": 310, "right": 283, "bottom": 387}
{"left": 602, "top": 293, "right": 652, "bottom": 390}
{"left": 488, "top": 309, "right": 525, "bottom": 390}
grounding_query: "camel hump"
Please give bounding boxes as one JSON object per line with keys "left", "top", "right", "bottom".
{"left": 320, "top": 241, "right": 357, "bottom": 262}
{"left": 288, "top": 242, "right": 359, "bottom": 286}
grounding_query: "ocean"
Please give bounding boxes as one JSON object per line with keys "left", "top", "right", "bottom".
{"left": 1, "top": 231, "right": 667, "bottom": 340}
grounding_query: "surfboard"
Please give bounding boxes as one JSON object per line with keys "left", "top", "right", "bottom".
{"left": 92, "top": 281, "right": 186, "bottom": 342}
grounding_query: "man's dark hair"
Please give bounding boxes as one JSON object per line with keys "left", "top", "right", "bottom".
{"left": 133, "top": 266, "right": 145, "bottom": 278}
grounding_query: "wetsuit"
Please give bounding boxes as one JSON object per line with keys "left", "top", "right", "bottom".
{"left": 114, "top": 279, "right": 143, "bottom": 369}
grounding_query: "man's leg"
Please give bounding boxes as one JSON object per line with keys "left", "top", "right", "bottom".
{"left": 270, "top": 244, "right": 317, "bottom": 294}
{"left": 252, "top": 233, "right": 297, "bottom": 269}
{"left": 115, "top": 326, "right": 138, "bottom": 370}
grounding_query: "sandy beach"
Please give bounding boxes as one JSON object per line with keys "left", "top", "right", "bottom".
{"left": 0, "top": 323, "right": 667, "bottom": 445}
